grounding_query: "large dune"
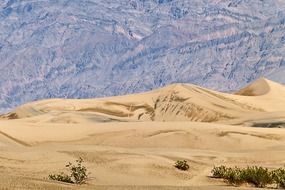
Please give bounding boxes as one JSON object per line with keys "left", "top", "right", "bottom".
{"left": 0, "top": 78, "right": 285, "bottom": 189}
{"left": 2, "top": 78, "right": 285, "bottom": 124}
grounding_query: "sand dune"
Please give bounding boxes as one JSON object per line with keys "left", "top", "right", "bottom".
{"left": 0, "top": 78, "right": 285, "bottom": 189}
{"left": 2, "top": 78, "right": 285, "bottom": 124}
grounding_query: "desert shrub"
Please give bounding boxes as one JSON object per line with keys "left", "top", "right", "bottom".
{"left": 223, "top": 167, "right": 245, "bottom": 186}
{"left": 242, "top": 166, "right": 273, "bottom": 188}
{"left": 211, "top": 165, "right": 276, "bottom": 188}
{"left": 49, "top": 157, "right": 88, "bottom": 184}
{"left": 174, "top": 160, "right": 189, "bottom": 171}
{"left": 212, "top": 166, "right": 245, "bottom": 186}
{"left": 66, "top": 157, "right": 88, "bottom": 184}
{"left": 49, "top": 172, "right": 73, "bottom": 184}
{"left": 271, "top": 168, "right": 285, "bottom": 188}
{"left": 211, "top": 165, "right": 228, "bottom": 178}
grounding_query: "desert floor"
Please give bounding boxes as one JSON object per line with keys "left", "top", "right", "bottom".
{"left": 0, "top": 121, "right": 284, "bottom": 190}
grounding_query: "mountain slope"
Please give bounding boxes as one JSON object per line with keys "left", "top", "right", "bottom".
{"left": 267, "top": 67, "right": 285, "bottom": 84}
{"left": 1, "top": 0, "right": 285, "bottom": 112}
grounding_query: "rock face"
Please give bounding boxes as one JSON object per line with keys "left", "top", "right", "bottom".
{"left": 1, "top": 0, "right": 285, "bottom": 112}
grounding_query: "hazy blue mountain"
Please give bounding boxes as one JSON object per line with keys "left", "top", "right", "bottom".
{"left": 1, "top": 0, "right": 285, "bottom": 112}
{"left": 267, "top": 67, "right": 285, "bottom": 84}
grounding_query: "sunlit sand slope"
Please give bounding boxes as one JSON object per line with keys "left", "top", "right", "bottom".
{"left": 0, "top": 122, "right": 284, "bottom": 190}
{"left": 1, "top": 78, "right": 285, "bottom": 125}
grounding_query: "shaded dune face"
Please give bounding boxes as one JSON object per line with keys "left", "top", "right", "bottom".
{"left": 235, "top": 78, "right": 271, "bottom": 96}
{"left": 1, "top": 78, "right": 285, "bottom": 125}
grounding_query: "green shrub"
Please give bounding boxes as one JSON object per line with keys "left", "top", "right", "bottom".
{"left": 211, "top": 165, "right": 278, "bottom": 188}
{"left": 211, "top": 166, "right": 245, "bottom": 186}
{"left": 211, "top": 165, "right": 228, "bottom": 178}
{"left": 271, "top": 168, "right": 285, "bottom": 188}
{"left": 242, "top": 166, "right": 273, "bottom": 188}
{"left": 223, "top": 167, "right": 245, "bottom": 186}
{"left": 49, "top": 157, "right": 88, "bottom": 184}
{"left": 174, "top": 160, "right": 189, "bottom": 171}
{"left": 49, "top": 173, "right": 73, "bottom": 184}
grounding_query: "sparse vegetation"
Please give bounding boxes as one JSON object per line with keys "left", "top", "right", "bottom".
{"left": 174, "top": 160, "right": 189, "bottom": 171}
{"left": 49, "top": 172, "right": 74, "bottom": 184}
{"left": 212, "top": 165, "right": 228, "bottom": 178}
{"left": 271, "top": 168, "right": 285, "bottom": 188}
{"left": 243, "top": 166, "right": 273, "bottom": 188}
{"left": 49, "top": 157, "right": 88, "bottom": 184}
{"left": 211, "top": 165, "right": 285, "bottom": 188}
{"left": 223, "top": 167, "right": 244, "bottom": 186}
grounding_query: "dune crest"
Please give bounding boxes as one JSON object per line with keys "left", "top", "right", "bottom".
{"left": 1, "top": 78, "right": 285, "bottom": 125}
{"left": 235, "top": 78, "right": 274, "bottom": 96}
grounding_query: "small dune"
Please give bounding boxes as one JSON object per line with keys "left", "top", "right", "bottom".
{"left": 235, "top": 78, "right": 271, "bottom": 96}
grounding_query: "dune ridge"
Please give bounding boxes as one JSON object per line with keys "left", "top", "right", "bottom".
{"left": 1, "top": 78, "right": 285, "bottom": 125}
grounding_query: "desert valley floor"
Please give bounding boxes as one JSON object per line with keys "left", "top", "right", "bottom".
{"left": 0, "top": 78, "right": 285, "bottom": 189}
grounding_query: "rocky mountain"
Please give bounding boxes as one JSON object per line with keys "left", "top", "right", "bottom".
{"left": 1, "top": 0, "right": 285, "bottom": 112}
